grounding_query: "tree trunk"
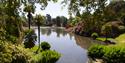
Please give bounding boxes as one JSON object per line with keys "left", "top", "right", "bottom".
{"left": 27, "top": 12, "right": 31, "bottom": 29}
{"left": 36, "top": 24, "right": 40, "bottom": 53}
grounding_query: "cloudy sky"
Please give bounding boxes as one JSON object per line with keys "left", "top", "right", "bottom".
{"left": 23, "top": 0, "right": 111, "bottom": 18}
{"left": 34, "top": 0, "right": 69, "bottom": 18}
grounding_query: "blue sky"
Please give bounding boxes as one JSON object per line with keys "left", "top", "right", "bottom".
{"left": 35, "top": 0, "right": 69, "bottom": 18}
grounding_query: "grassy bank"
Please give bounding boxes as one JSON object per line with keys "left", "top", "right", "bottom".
{"left": 115, "top": 33, "right": 125, "bottom": 44}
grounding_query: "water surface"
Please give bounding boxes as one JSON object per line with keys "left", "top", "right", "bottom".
{"left": 34, "top": 27, "right": 94, "bottom": 63}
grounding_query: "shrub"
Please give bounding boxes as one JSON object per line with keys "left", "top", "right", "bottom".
{"left": 88, "top": 45, "right": 105, "bottom": 59}
{"left": 41, "top": 42, "right": 51, "bottom": 50}
{"left": 31, "top": 50, "right": 61, "bottom": 63}
{"left": 41, "top": 50, "right": 61, "bottom": 63}
{"left": 117, "top": 26, "right": 125, "bottom": 35}
{"left": 0, "top": 40, "right": 34, "bottom": 63}
{"left": 91, "top": 32, "right": 99, "bottom": 39}
{"left": 88, "top": 45, "right": 125, "bottom": 63}
{"left": 24, "top": 29, "right": 37, "bottom": 48}
{"left": 103, "top": 46, "right": 125, "bottom": 63}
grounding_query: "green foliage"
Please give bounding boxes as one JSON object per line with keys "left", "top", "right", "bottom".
{"left": 0, "top": 41, "right": 60, "bottom": 63}
{"left": 24, "top": 29, "right": 37, "bottom": 48}
{"left": 41, "top": 42, "right": 51, "bottom": 50}
{"left": 41, "top": 50, "right": 61, "bottom": 63}
{"left": 88, "top": 45, "right": 105, "bottom": 58}
{"left": 24, "top": 4, "right": 35, "bottom": 13}
{"left": 34, "top": 14, "right": 45, "bottom": 26}
{"left": 103, "top": 46, "right": 125, "bottom": 63}
{"left": 96, "top": 38, "right": 114, "bottom": 42}
{"left": 118, "top": 26, "right": 125, "bottom": 33}
{"left": 31, "top": 50, "right": 61, "bottom": 63}
{"left": 91, "top": 32, "right": 99, "bottom": 39}
{"left": 69, "top": 16, "right": 81, "bottom": 26}
{"left": 0, "top": 40, "right": 34, "bottom": 63}
{"left": 88, "top": 45, "right": 125, "bottom": 63}
{"left": 6, "top": 35, "right": 17, "bottom": 43}
{"left": 101, "top": 24, "right": 112, "bottom": 35}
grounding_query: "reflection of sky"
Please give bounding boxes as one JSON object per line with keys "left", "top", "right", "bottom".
{"left": 34, "top": 27, "right": 88, "bottom": 63}
{"left": 35, "top": 0, "right": 69, "bottom": 18}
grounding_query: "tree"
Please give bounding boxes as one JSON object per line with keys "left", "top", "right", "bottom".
{"left": 34, "top": 14, "right": 45, "bottom": 53}
{"left": 24, "top": 4, "right": 35, "bottom": 29}
{"left": 60, "top": 16, "right": 68, "bottom": 27}
{"left": 62, "top": 0, "right": 109, "bottom": 35}
{"left": 0, "top": 0, "right": 58, "bottom": 43}
{"left": 56, "top": 16, "right": 61, "bottom": 26}
{"left": 0, "top": 0, "right": 24, "bottom": 43}
{"left": 46, "top": 14, "right": 52, "bottom": 25}
{"left": 104, "top": 0, "right": 125, "bottom": 21}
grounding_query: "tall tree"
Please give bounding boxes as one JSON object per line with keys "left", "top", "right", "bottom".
{"left": 0, "top": 0, "right": 58, "bottom": 43}
{"left": 24, "top": 4, "right": 35, "bottom": 29}
{"left": 34, "top": 14, "right": 45, "bottom": 53}
{"left": 56, "top": 16, "right": 61, "bottom": 26}
{"left": 0, "top": 0, "right": 24, "bottom": 43}
{"left": 60, "top": 16, "right": 68, "bottom": 27}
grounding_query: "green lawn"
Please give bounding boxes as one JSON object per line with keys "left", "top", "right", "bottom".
{"left": 96, "top": 33, "right": 125, "bottom": 45}
{"left": 96, "top": 37, "right": 114, "bottom": 42}
{"left": 115, "top": 33, "right": 125, "bottom": 44}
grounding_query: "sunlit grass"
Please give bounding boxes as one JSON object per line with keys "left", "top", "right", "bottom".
{"left": 96, "top": 34, "right": 125, "bottom": 45}
{"left": 96, "top": 37, "right": 114, "bottom": 41}
{"left": 30, "top": 46, "right": 39, "bottom": 52}
{"left": 115, "top": 33, "right": 125, "bottom": 44}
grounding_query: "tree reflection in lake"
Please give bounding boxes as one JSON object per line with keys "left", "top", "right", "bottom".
{"left": 34, "top": 27, "right": 95, "bottom": 63}
{"left": 40, "top": 27, "right": 69, "bottom": 38}
{"left": 41, "top": 28, "right": 47, "bottom": 35}
{"left": 74, "top": 34, "right": 93, "bottom": 49}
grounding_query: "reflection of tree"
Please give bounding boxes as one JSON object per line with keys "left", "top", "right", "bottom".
{"left": 74, "top": 35, "right": 92, "bottom": 49}
{"left": 69, "top": 33, "right": 73, "bottom": 40}
{"left": 62, "top": 30, "right": 67, "bottom": 37}
{"left": 40, "top": 27, "right": 67, "bottom": 37}
{"left": 41, "top": 28, "right": 47, "bottom": 35}
{"left": 55, "top": 28, "right": 61, "bottom": 38}
{"left": 47, "top": 28, "right": 51, "bottom": 36}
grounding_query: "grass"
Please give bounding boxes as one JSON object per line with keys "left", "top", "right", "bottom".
{"left": 115, "top": 33, "right": 125, "bottom": 44}
{"left": 96, "top": 33, "right": 125, "bottom": 45}
{"left": 30, "top": 46, "right": 40, "bottom": 52}
{"left": 96, "top": 37, "right": 114, "bottom": 41}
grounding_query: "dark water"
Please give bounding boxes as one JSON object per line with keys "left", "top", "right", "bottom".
{"left": 34, "top": 27, "right": 94, "bottom": 63}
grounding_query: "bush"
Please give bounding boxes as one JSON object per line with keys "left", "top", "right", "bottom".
{"left": 24, "top": 29, "right": 37, "bottom": 48}
{"left": 41, "top": 50, "right": 61, "bottom": 63}
{"left": 117, "top": 26, "right": 125, "bottom": 34}
{"left": 88, "top": 45, "right": 125, "bottom": 63}
{"left": 31, "top": 50, "right": 61, "bottom": 63}
{"left": 41, "top": 42, "right": 51, "bottom": 50}
{"left": 91, "top": 32, "right": 99, "bottom": 39}
{"left": 103, "top": 46, "right": 125, "bottom": 63}
{"left": 0, "top": 40, "right": 34, "bottom": 63}
{"left": 88, "top": 45, "right": 105, "bottom": 59}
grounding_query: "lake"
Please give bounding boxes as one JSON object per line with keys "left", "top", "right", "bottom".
{"left": 34, "top": 27, "right": 95, "bottom": 63}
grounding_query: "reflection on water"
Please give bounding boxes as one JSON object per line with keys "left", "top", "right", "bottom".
{"left": 74, "top": 34, "right": 94, "bottom": 49}
{"left": 40, "top": 27, "right": 71, "bottom": 39}
{"left": 35, "top": 27, "right": 94, "bottom": 63}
